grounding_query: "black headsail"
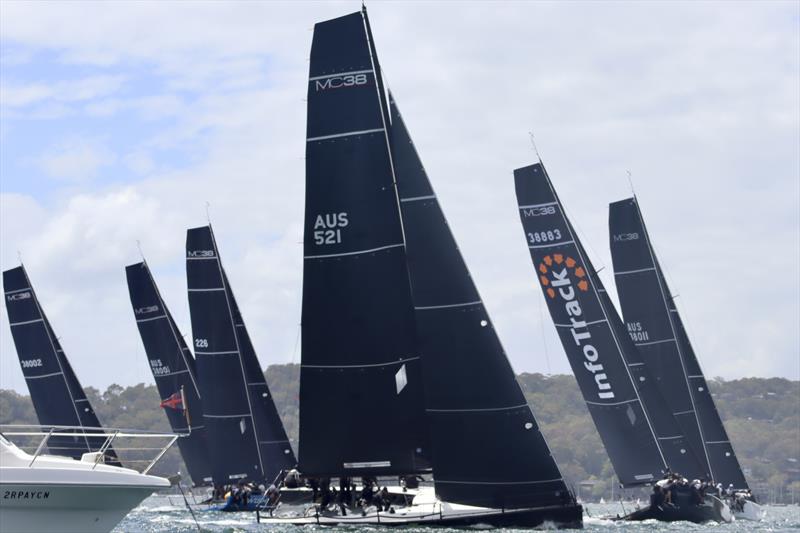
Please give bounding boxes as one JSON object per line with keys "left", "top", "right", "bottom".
{"left": 513, "top": 164, "right": 707, "bottom": 486}
{"left": 609, "top": 197, "right": 748, "bottom": 488}
{"left": 3, "top": 265, "right": 119, "bottom": 464}
{"left": 125, "top": 261, "right": 215, "bottom": 486}
{"left": 300, "top": 9, "right": 429, "bottom": 477}
{"left": 391, "top": 98, "right": 571, "bottom": 508}
{"left": 186, "top": 225, "right": 295, "bottom": 484}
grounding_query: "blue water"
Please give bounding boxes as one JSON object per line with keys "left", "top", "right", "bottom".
{"left": 114, "top": 496, "right": 800, "bottom": 532}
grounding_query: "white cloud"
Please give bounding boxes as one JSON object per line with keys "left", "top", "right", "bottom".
{"left": 37, "top": 138, "right": 116, "bottom": 182}
{"left": 0, "top": 1, "right": 797, "bottom": 395}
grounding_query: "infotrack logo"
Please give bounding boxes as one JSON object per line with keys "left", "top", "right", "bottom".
{"left": 538, "top": 254, "right": 589, "bottom": 298}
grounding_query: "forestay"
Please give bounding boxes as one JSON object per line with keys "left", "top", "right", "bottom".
{"left": 300, "top": 9, "right": 429, "bottom": 477}
{"left": 3, "top": 265, "right": 120, "bottom": 465}
{"left": 513, "top": 163, "right": 706, "bottom": 486}
{"left": 392, "top": 98, "right": 570, "bottom": 508}
{"left": 186, "top": 225, "right": 295, "bottom": 484}
{"left": 609, "top": 197, "right": 748, "bottom": 488}
{"left": 125, "top": 261, "right": 215, "bottom": 486}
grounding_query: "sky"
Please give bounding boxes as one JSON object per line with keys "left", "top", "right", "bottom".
{"left": 1, "top": 1, "right": 798, "bottom": 394}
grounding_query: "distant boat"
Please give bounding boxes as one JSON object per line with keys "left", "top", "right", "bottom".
{"left": 125, "top": 260, "right": 215, "bottom": 487}
{"left": 261, "top": 7, "right": 582, "bottom": 528}
{"left": 513, "top": 163, "right": 730, "bottom": 523}
{"left": 185, "top": 225, "right": 295, "bottom": 486}
{"left": 2, "top": 265, "right": 120, "bottom": 465}
{"left": 609, "top": 196, "right": 761, "bottom": 520}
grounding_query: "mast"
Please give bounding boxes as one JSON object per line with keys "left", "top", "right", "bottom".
{"left": 609, "top": 197, "right": 748, "bottom": 487}
{"left": 391, "top": 96, "right": 572, "bottom": 508}
{"left": 125, "top": 260, "right": 215, "bottom": 486}
{"left": 299, "top": 10, "right": 429, "bottom": 477}
{"left": 513, "top": 163, "right": 707, "bottom": 486}
{"left": 3, "top": 265, "right": 120, "bottom": 465}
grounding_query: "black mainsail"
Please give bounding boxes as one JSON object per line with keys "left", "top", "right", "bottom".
{"left": 513, "top": 164, "right": 707, "bottom": 486}
{"left": 186, "top": 225, "right": 295, "bottom": 483}
{"left": 3, "top": 265, "right": 119, "bottom": 464}
{"left": 391, "top": 98, "right": 571, "bottom": 508}
{"left": 609, "top": 197, "right": 748, "bottom": 488}
{"left": 299, "top": 10, "right": 429, "bottom": 477}
{"left": 125, "top": 261, "right": 215, "bottom": 486}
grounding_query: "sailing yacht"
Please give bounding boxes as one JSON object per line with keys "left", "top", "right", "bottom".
{"left": 261, "top": 7, "right": 582, "bottom": 528}
{"left": 513, "top": 163, "right": 731, "bottom": 523}
{"left": 609, "top": 196, "right": 763, "bottom": 521}
{"left": 2, "top": 265, "right": 120, "bottom": 466}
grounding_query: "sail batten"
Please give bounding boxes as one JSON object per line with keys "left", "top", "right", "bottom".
{"left": 125, "top": 261, "right": 215, "bottom": 485}
{"left": 609, "top": 197, "right": 748, "bottom": 487}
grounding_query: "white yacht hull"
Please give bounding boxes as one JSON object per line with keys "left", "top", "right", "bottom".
{"left": 733, "top": 500, "right": 765, "bottom": 521}
{"left": 0, "top": 482, "right": 160, "bottom": 533}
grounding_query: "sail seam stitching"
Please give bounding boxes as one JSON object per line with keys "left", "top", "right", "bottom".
{"left": 302, "top": 356, "right": 419, "bottom": 369}
{"left": 307, "top": 128, "right": 385, "bottom": 142}
{"left": 614, "top": 267, "right": 656, "bottom": 276}
{"left": 518, "top": 201, "right": 558, "bottom": 210}
{"left": 304, "top": 242, "right": 403, "bottom": 259}
{"left": 426, "top": 403, "right": 528, "bottom": 413}
{"left": 414, "top": 300, "right": 482, "bottom": 311}
{"left": 136, "top": 314, "right": 167, "bottom": 323}
{"left": 400, "top": 195, "right": 436, "bottom": 203}
{"left": 24, "top": 371, "right": 64, "bottom": 380}
{"left": 9, "top": 318, "right": 44, "bottom": 327}
{"left": 528, "top": 240, "right": 575, "bottom": 249}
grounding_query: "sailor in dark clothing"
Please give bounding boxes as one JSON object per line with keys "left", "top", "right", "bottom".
{"left": 650, "top": 485, "right": 665, "bottom": 508}
{"left": 378, "top": 486, "right": 391, "bottom": 512}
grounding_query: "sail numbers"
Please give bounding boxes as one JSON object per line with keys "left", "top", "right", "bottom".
{"left": 626, "top": 322, "right": 650, "bottom": 342}
{"left": 149, "top": 358, "right": 172, "bottom": 375}
{"left": 313, "top": 212, "right": 348, "bottom": 245}
{"left": 21, "top": 358, "right": 43, "bottom": 368}
{"left": 528, "top": 229, "right": 561, "bottom": 244}
{"left": 194, "top": 338, "right": 209, "bottom": 348}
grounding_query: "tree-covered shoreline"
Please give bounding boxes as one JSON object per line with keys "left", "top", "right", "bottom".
{"left": 1, "top": 365, "right": 797, "bottom": 503}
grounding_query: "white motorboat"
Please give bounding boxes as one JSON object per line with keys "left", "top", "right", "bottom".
{"left": 0, "top": 427, "right": 175, "bottom": 533}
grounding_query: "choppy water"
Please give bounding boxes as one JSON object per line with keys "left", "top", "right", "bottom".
{"left": 113, "top": 495, "right": 800, "bottom": 532}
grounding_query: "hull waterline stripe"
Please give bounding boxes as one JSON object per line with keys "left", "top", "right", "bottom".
{"left": 427, "top": 403, "right": 528, "bottom": 413}
{"left": 4, "top": 287, "right": 31, "bottom": 295}
{"left": 635, "top": 337, "right": 676, "bottom": 347}
{"left": 400, "top": 195, "right": 436, "bottom": 203}
{"left": 307, "top": 128, "right": 385, "bottom": 142}
{"left": 415, "top": 300, "right": 482, "bottom": 311}
{"left": 554, "top": 318, "right": 607, "bottom": 328}
{"left": 25, "top": 371, "right": 64, "bottom": 380}
{"left": 10, "top": 318, "right": 44, "bottom": 327}
{"left": 309, "top": 69, "right": 373, "bottom": 81}
{"left": 302, "top": 356, "right": 419, "bottom": 370}
{"left": 518, "top": 201, "right": 558, "bottom": 210}
{"left": 586, "top": 398, "right": 638, "bottom": 407}
{"left": 529, "top": 240, "right": 575, "bottom": 250}
{"left": 614, "top": 267, "right": 656, "bottom": 276}
{"left": 136, "top": 314, "right": 167, "bottom": 323}
{"left": 305, "top": 243, "right": 403, "bottom": 260}
{"left": 436, "top": 478, "right": 563, "bottom": 485}
{"left": 188, "top": 287, "right": 225, "bottom": 293}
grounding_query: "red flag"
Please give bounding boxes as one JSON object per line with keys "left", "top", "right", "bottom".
{"left": 160, "top": 392, "right": 184, "bottom": 411}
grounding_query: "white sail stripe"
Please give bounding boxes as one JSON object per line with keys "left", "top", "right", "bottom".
{"left": 427, "top": 403, "right": 528, "bottom": 413}
{"left": 658, "top": 435, "right": 683, "bottom": 440}
{"left": 9, "top": 318, "right": 44, "bottom": 327}
{"left": 687, "top": 375, "right": 704, "bottom": 378}
{"left": 308, "top": 69, "right": 373, "bottom": 81}
{"left": 585, "top": 398, "right": 638, "bottom": 406}
{"left": 597, "top": 288, "right": 607, "bottom": 292}
{"left": 705, "top": 440, "right": 730, "bottom": 445}
{"left": 518, "top": 201, "right": 558, "bottom": 210}
{"left": 634, "top": 337, "right": 676, "bottom": 347}
{"left": 187, "top": 287, "right": 225, "bottom": 292}
{"left": 553, "top": 319, "right": 608, "bottom": 328}
{"left": 259, "top": 439, "right": 290, "bottom": 444}
{"left": 246, "top": 382, "right": 267, "bottom": 386}
{"left": 203, "top": 413, "right": 253, "bottom": 419}
{"left": 302, "top": 356, "right": 419, "bottom": 369}
{"left": 74, "top": 399, "right": 90, "bottom": 402}
{"left": 529, "top": 240, "right": 575, "bottom": 249}
{"left": 4, "top": 287, "right": 32, "bottom": 295}
{"left": 304, "top": 242, "right": 404, "bottom": 260}
{"left": 670, "top": 309, "right": 679, "bottom": 313}
{"left": 24, "top": 371, "right": 64, "bottom": 380}
{"left": 400, "top": 195, "right": 436, "bottom": 203}
{"left": 136, "top": 314, "right": 167, "bottom": 323}
{"left": 673, "top": 409, "right": 695, "bottom": 415}
{"left": 614, "top": 267, "right": 656, "bottom": 276}
{"left": 155, "top": 369, "right": 190, "bottom": 378}
{"left": 414, "top": 300, "right": 482, "bottom": 311}
{"left": 436, "top": 478, "right": 563, "bottom": 485}
{"left": 186, "top": 256, "right": 217, "bottom": 261}
{"left": 307, "top": 128, "right": 385, "bottom": 142}
{"left": 195, "top": 350, "right": 238, "bottom": 356}
{"left": 627, "top": 362, "right": 644, "bottom": 367}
